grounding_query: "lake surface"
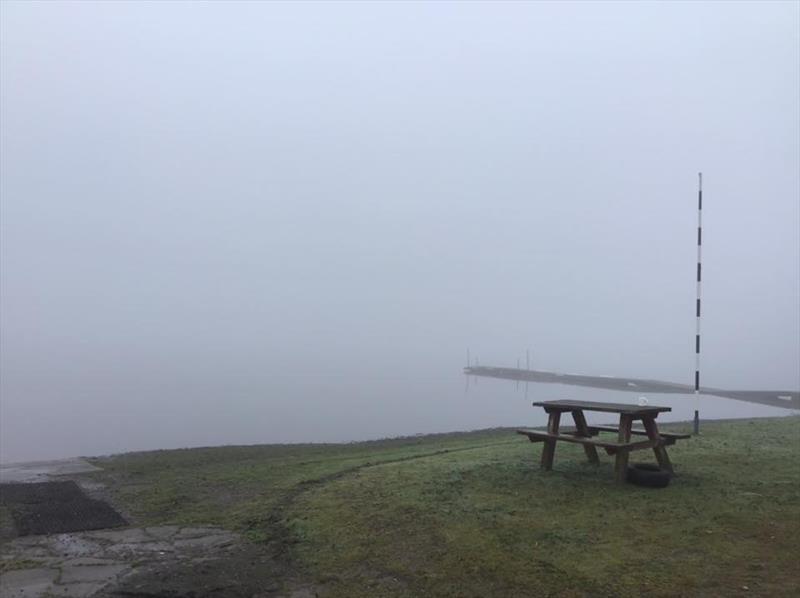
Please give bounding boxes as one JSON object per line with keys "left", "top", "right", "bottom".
{"left": 1, "top": 373, "right": 795, "bottom": 463}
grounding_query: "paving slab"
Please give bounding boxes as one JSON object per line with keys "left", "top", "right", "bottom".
{"left": 144, "top": 525, "right": 179, "bottom": 540}
{"left": 174, "top": 526, "right": 229, "bottom": 539}
{"left": 58, "top": 563, "right": 129, "bottom": 584}
{"left": 4, "top": 546, "right": 53, "bottom": 559}
{"left": 172, "top": 534, "right": 236, "bottom": 550}
{"left": 0, "top": 556, "right": 62, "bottom": 570}
{"left": 2, "top": 536, "right": 48, "bottom": 548}
{"left": 48, "top": 535, "right": 103, "bottom": 557}
{"left": 84, "top": 528, "right": 151, "bottom": 544}
{"left": 105, "top": 541, "right": 174, "bottom": 556}
{"left": 60, "top": 557, "right": 124, "bottom": 567}
{"left": 1, "top": 525, "right": 245, "bottom": 597}
{"left": 50, "top": 581, "right": 109, "bottom": 597}
{"left": 0, "top": 567, "right": 57, "bottom": 597}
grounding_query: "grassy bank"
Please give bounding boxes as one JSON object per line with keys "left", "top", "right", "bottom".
{"left": 89, "top": 417, "right": 800, "bottom": 597}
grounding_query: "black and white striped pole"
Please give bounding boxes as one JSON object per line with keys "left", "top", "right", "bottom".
{"left": 694, "top": 173, "right": 703, "bottom": 435}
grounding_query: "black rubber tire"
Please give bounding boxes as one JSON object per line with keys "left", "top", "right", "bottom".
{"left": 627, "top": 463, "right": 671, "bottom": 488}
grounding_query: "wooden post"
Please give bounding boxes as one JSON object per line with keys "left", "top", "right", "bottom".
{"left": 571, "top": 410, "right": 599, "bottom": 464}
{"left": 614, "top": 414, "right": 633, "bottom": 483}
{"left": 540, "top": 411, "right": 561, "bottom": 471}
{"left": 642, "top": 416, "right": 674, "bottom": 473}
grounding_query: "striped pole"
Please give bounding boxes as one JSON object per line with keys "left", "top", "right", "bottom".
{"left": 694, "top": 173, "right": 703, "bottom": 434}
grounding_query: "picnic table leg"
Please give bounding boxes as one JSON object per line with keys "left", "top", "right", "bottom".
{"left": 614, "top": 414, "right": 633, "bottom": 483}
{"left": 571, "top": 410, "right": 600, "bottom": 464}
{"left": 540, "top": 411, "right": 561, "bottom": 471}
{"left": 642, "top": 416, "right": 674, "bottom": 474}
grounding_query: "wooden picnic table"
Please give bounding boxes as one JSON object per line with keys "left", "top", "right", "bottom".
{"left": 517, "top": 400, "right": 690, "bottom": 483}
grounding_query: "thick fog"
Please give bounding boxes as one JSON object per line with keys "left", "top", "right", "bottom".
{"left": 2, "top": 2, "right": 798, "bottom": 462}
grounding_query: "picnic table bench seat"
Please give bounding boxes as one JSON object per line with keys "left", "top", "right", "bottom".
{"left": 557, "top": 425, "right": 691, "bottom": 445}
{"left": 516, "top": 429, "right": 657, "bottom": 451}
{"left": 584, "top": 425, "right": 691, "bottom": 439}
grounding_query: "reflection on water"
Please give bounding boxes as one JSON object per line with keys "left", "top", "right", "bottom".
{"left": 1, "top": 374, "right": 796, "bottom": 463}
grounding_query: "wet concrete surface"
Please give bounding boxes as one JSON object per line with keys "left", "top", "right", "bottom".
{"left": 1, "top": 525, "right": 239, "bottom": 597}
{"left": 1, "top": 458, "right": 264, "bottom": 597}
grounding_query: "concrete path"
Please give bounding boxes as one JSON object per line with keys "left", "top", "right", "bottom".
{"left": 1, "top": 458, "right": 246, "bottom": 597}
{"left": 1, "top": 457, "right": 320, "bottom": 597}
{"left": 0, "top": 525, "right": 238, "bottom": 597}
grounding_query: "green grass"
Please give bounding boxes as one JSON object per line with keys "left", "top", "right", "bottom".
{"left": 89, "top": 418, "right": 800, "bottom": 597}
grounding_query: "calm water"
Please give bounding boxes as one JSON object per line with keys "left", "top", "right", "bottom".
{"left": 1, "top": 373, "right": 795, "bottom": 463}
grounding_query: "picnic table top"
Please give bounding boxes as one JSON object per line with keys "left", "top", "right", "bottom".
{"left": 532, "top": 399, "right": 671, "bottom": 415}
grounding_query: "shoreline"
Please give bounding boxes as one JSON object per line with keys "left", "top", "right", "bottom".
{"left": 2, "top": 413, "right": 797, "bottom": 468}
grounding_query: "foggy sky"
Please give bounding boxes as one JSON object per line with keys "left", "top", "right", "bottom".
{"left": 1, "top": 1, "right": 798, "bottom": 461}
